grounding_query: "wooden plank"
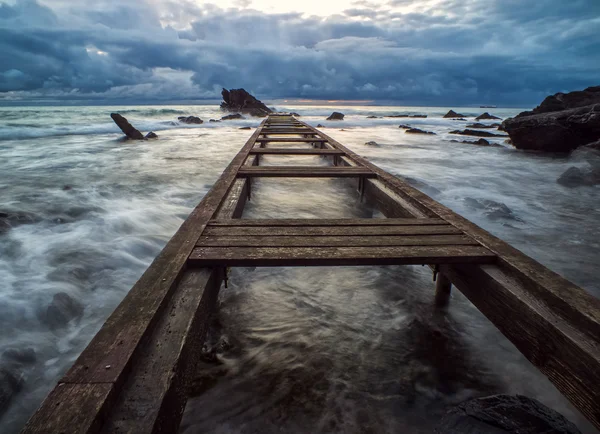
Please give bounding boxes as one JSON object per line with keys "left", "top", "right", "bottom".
{"left": 197, "top": 234, "right": 478, "bottom": 247}
{"left": 237, "top": 166, "right": 375, "bottom": 178}
{"left": 208, "top": 218, "right": 446, "bottom": 226}
{"left": 100, "top": 268, "right": 223, "bottom": 434}
{"left": 260, "top": 130, "right": 314, "bottom": 134}
{"left": 22, "top": 383, "right": 115, "bottom": 434}
{"left": 203, "top": 225, "right": 462, "bottom": 236}
{"left": 249, "top": 148, "right": 341, "bottom": 155}
{"left": 189, "top": 245, "right": 496, "bottom": 267}
{"left": 256, "top": 138, "right": 328, "bottom": 143}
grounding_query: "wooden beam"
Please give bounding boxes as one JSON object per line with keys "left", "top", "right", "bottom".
{"left": 189, "top": 245, "right": 496, "bottom": 267}
{"left": 249, "top": 148, "right": 341, "bottom": 155}
{"left": 255, "top": 138, "right": 328, "bottom": 143}
{"left": 197, "top": 234, "right": 478, "bottom": 247}
{"left": 237, "top": 166, "right": 375, "bottom": 178}
{"left": 208, "top": 218, "right": 446, "bottom": 226}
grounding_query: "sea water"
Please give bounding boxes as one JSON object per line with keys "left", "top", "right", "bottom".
{"left": 0, "top": 104, "right": 598, "bottom": 433}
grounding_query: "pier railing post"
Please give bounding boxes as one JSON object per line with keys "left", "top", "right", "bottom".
{"left": 435, "top": 272, "right": 452, "bottom": 307}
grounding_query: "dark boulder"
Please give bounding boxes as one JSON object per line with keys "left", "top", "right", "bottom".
{"left": 239, "top": 127, "right": 251, "bottom": 130}
{"left": 435, "top": 394, "right": 581, "bottom": 434}
{"left": 178, "top": 116, "right": 203, "bottom": 124}
{"left": 387, "top": 114, "right": 427, "bottom": 118}
{"left": 460, "top": 138, "right": 494, "bottom": 146}
{"left": 557, "top": 166, "right": 600, "bottom": 187}
{"left": 405, "top": 128, "right": 436, "bottom": 135}
{"left": 0, "top": 210, "right": 39, "bottom": 233}
{"left": 466, "top": 123, "right": 497, "bottom": 129}
{"left": 220, "top": 88, "right": 272, "bottom": 117}
{"left": 364, "top": 141, "right": 381, "bottom": 146}
{"left": 398, "top": 124, "right": 411, "bottom": 129}
{"left": 326, "top": 112, "right": 345, "bottom": 121}
{"left": 144, "top": 132, "right": 158, "bottom": 139}
{"left": 0, "top": 367, "right": 23, "bottom": 416}
{"left": 443, "top": 110, "right": 467, "bottom": 118}
{"left": 503, "top": 104, "right": 600, "bottom": 152}
{"left": 450, "top": 129, "right": 507, "bottom": 137}
{"left": 367, "top": 115, "right": 379, "bottom": 119}
{"left": 43, "top": 292, "right": 84, "bottom": 330}
{"left": 110, "top": 113, "right": 144, "bottom": 140}
{"left": 464, "top": 198, "right": 521, "bottom": 221}
{"left": 209, "top": 119, "right": 220, "bottom": 123}
{"left": 517, "top": 86, "right": 600, "bottom": 118}
{"left": 476, "top": 112, "right": 501, "bottom": 121}
{"left": 317, "top": 124, "right": 324, "bottom": 128}
{"left": 221, "top": 113, "right": 244, "bottom": 121}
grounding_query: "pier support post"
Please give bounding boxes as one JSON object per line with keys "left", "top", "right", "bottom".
{"left": 435, "top": 272, "right": 452, "bottom": 307}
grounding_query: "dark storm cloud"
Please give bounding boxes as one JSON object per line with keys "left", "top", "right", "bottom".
{"left": 0, "top": 0, "right": 598, "bottom": 105}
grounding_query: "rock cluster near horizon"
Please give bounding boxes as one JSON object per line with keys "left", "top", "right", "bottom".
{"left": 503, "top": 86, "right": 600, "bottom": 152}
{"left": 220, "top": 88, "right": 272, "bottom": 117}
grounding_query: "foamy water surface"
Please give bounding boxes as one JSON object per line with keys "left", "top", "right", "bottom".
{"left": 0, "top": 104, "right": 598, "bottom": 433}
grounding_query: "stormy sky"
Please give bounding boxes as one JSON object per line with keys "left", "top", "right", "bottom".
{"left": 0, "top": 0, "right": 599, "bottom": 105}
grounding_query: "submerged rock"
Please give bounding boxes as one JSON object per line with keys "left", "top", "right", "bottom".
{"left": 178, "top": 116, "right": 203, "bottom": 124}
{"left": 387, "top": 114, "right": 427, "bottom": 118}
{"left": 209, "top": 119, "right": 220, "bottom": 123}
{"left": 220, "top": 88, "right": 272, "bottom": 117}
{"left": 443, "top": 110, "right": 467, "bottom": 118}
{"left": 475, "top": 112, "right": 501, "bottom": 121}
{"left": 466, "top": 123, "right": 497, "bottom": 129}
{"left": 452, "top": 138, "right": 497, "bottom": 146}
{"left": 435, "top": 394, "right": 582, "bottom": 434}
{"left": 144, "top": 132, "right": 158, "bottom": 139}
{"left": 366, "top": 115, "right": 379, "bottom": 119}
{"left": 326, "top": 112, "right": 345, "bottom": 121}
{"left": 364, "top": 141, "right": 381, "bottom": 146}
{"left": 0, "top": 367, "right": 23, "bottom": 416}
{"left": 450, "top": 129, "right": 507, "bottom": 137}
{"left": 502, "top": 103, "right": 600, "bottom": 152}
{"left": 464, "top": 198, "right": 520, "bottom": 221}
{"left": 221, "top": 113, "right": 244, "bottom": 121}
{"left": 0, "top": 210, "right": 39, "bottom": 233}
{"left": 405, "top": 128, "right": 436, "bottom": 135}
{"left": 557, "top": 166, "right": 600, "bottom": 187}
{"left": 239, "top": 127, "right": 251, "bottom": 130}
{"left": 43, "top": 292, "right": 84, "bottom": 330}
{"left": 398, "top": 124, "right": 411, "bottom": 129}
{"left": 110, "top": 113, "right": 144, "bottom": 140}
{"left": 317, "top": 124, "right": 325, "bottom": 128}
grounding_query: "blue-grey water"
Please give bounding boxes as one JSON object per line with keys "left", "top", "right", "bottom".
{"left": 0, "top": 104, "right": 598, "bottom": 433}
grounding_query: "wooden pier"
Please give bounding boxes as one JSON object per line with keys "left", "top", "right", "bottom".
{"left": 23, "top": 115, "right": 600, "bottom": 433}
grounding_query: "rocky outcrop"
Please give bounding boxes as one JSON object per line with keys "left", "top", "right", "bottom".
{"left": 326, "top": 112, "right": 345, "bottom": 121}
{"left": 405, "top": 128, "right": 436, "bottom": 135}
{"left": 450, "top": 129, "right": 507, "bottom": 138}
{"left": 387, "top": 114, "right": 427, "bottom": 118}
{"left": 221, "top": 113, "right": 244, "bottom": 121}
{"left": 451, "top": 138, "right": 496, "bottom": 146}
{"left": 178, "top": 116, "right": 203, "bottom": 124}
{"left": 317, "top": 124, "right": 324, "bottom": 128}
{"left": 398, "top": 124, "right": 411, "bottom": 129}
{"left": 110, "top": 113, "right": 144, "bottom": 140}
{"left": 43, "top": 292, "right": 84, "bottom": 330}
{"left": 443, "top": 110, "right": 467, "bottom": 118}
{"left": 220, "top": 88, "right": 272, "bottom": 117}
{"left": 466, "top": 123, "right": 501, "bottom": 129}
{"left": 517, "top": 86, "right": 600, "bottom": 118}
{"left": 435, "top": 394, "right": 581, "bottom": 434}
{"left": 503, "top": 104, "right": 600, "bottom": 152}
{"left": 476, "top": 112, "right": 501, "bottom": 121}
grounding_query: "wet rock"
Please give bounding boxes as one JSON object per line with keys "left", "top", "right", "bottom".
{"left": 367, "top": 115, "right": 379, "bottom": 119}
{"left": 317, "top": 124, "right": 325, "bottom": 128}
{"left": 0, "top": 367, "right": 23, "bottom": 416}
{"left": 221, "top": 113, "right": 244, "bottom": 121}
{"left": 450, "top": 129, "right": 507, "bottom": 137}
{"left": 0, "top": 210, "right": 39, "bottom": 233}
{"left": 364, "top": 141, "right": 381, "bottom": 146}
{"left": 464, "top": 198, "right": 520, "bottom": 221}
{"left": 62, "top": 185, "right": 72, "bottom": 191}
{"left": 144, "top": 132, "right": 158, "bottom": 139}
{"left": 405, "top": 128, "right": 436, "bottom": 135}
{"left": 44, "top": 292, "right": 84, "bottom": 330}
{"left": 326, "top": 112, "right": 345, "bottom": 121}
{"left": 502, "top": 103, "right": 600, "bottom": 152}
{"left": 239, "top": 127, "right": 251, "bottom": 130}
{"left": 290, "top": 112, "right": 300, "bottom": 116}
{"left": 443, "top": 110, "right": 467, "bottom": 118}
{"left": 517, "top": 85, "right": 600, "bottom": 118}
{"left": 398, "top": 124, "right": 411, "bottom": 129}
{"left": 220, "top": 88, "right": 272, "bottom": 117}
{"left": 557, "top": 166, "right": 600, "bottom": 187}
{"left": 209, "top": 119, "right": 220, "bottom": 123}
{"left": 435, "top": 394, "right": 582, "bottom": 434}
{"left": 456, "top": 138, "right": 497, "bottom": 146}
{"left": 2, "top": 348, "right": 36, "bottom": 365}
{"left": 178, "top": 116, "right": 203, "bottom": 124}
{"left": 110, "top": 113, "right": 144, "bottom": 140}
{"left": 466, "top": 123, "right": 497, "bottom": 129}
{"left": 475, "top": 112, "right": 501, "bottom": 121}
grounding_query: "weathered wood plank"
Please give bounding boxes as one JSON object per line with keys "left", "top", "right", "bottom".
{"left": 256, "top": 137, "right": 328, "bottom": 143}
{"left": 208, "top": 218, "right": 445, "bottom": 226}
{"left": 249, "top": 148, "right": 341, "bottom": 155}
{"left": 237, "top": 166, "right": 375, "bottom": 178}
{"left": 22, "top": 383, "right": 115, "bottom": 434}
{"left": 197, "top": 234, "right": 478, "bottom": 247}
{"left": 189, "top": 245, "right": 496, "bottom": 267}
{"left": 203, "top": 225, "right": 460, "bottom": 237}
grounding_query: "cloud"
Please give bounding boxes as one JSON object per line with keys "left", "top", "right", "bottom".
{"left": 0, "top": 0, "right": 598, "bottom": 105}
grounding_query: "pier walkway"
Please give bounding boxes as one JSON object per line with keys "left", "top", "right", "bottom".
{"left": 23, "top": 115, "right": 600, "bottom": 433}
